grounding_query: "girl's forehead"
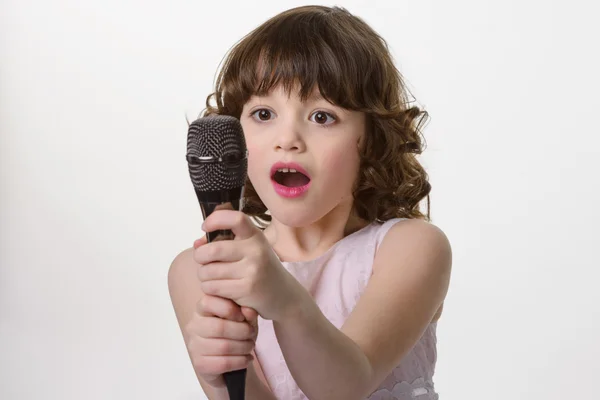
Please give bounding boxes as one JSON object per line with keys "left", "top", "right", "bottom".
{"left": 248, "top": 84, "right": 324, "bottom": 101}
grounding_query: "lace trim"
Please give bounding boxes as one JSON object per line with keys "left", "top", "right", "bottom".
{"left": 368, "top": 377, "right": 438, "bottom": 400}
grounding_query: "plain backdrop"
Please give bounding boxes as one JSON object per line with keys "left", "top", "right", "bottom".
{"left": 1, "top": 0, "right": 599, "bottom": 399}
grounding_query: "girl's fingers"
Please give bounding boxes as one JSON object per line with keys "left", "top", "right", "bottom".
{"left": 197, "top": 338, "right": 255, "bottom": 356}
{"left": 202, "top": 210, "right": 257, "bottom": 241}
{"left": 191, "top": 315, "right": 255, "bottom": 341}
{"left": 240, "top": 306, "right": 259, "bottom": 326}
{"left": 197, "top": 295, "right": 244, "bottom": 321}
{"left": 193, "top": 236, "right": 207, "bottom": 249}
{"left": 200, "top": 279, "right": 244, "bottom": 300}
{"left": 197, "top": 261, "right": 245, "bottom": 282}
{"left": 193, "top": 240, "right": 242, "bottom": 265}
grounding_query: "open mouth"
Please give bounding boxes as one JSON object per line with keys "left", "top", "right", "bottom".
{"left": 272, "top": 168, "right": 311, "bottom": 187}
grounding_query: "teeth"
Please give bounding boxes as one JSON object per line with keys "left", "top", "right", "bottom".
{"left": 277, "top": 168, "right": 298, "bottom": 173}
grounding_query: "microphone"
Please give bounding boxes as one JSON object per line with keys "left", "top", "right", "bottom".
{"left": 186, "top": 114, "right": 249, "bottom": 400}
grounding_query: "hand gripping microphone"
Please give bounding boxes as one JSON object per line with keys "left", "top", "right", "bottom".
{"left": 186, "top": 114, "right": 248, "bottom": 400}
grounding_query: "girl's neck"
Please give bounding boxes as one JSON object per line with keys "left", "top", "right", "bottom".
{"left": 264, "top": 205, "right": 369, "bottom": 263}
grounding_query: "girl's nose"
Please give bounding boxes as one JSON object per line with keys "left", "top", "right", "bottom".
{"left": 274, "top": 121, "right": 306, "bottom": 153}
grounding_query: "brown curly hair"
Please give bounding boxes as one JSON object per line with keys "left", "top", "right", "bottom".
{"left": 200, "top": 5, "right": 431, "bottom": 227}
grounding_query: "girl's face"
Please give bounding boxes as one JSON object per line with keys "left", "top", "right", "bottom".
{"left": 240, "top": 84, "right": 366, "bottom": 227}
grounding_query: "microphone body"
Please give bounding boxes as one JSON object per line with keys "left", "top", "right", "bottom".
{"left": 195, "top": 187, "right": 243, "bottom": 242}
{"left": 186, "top": 115, "right": 249, "bottom": 400}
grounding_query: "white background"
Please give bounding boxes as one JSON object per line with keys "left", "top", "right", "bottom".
{"left": 1, "top": 0, "right": 599, "bottom": 399}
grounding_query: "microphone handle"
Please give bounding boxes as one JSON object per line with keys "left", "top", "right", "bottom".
{"left": 223, "top": 368, "right": 247, "bottom": 400}
{"left": 196, "top": 187, "right": 246, "bottom": 400}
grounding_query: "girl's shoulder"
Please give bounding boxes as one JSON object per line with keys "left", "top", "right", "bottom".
{"left": 371, "top": 218, "right": 451, "bottom": 284}
{"left": 373, "top": 217, "right": 449, "bottom": 254}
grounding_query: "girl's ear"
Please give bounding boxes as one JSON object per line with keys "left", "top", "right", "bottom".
{"left": 357, "top": 129, "right": 366, "bottom": 151}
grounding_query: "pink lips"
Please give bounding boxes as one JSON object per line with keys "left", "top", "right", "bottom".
{"left": 270, "top": 161, "right": 311, "bottom": 198}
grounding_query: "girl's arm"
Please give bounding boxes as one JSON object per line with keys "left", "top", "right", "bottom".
{"left": 275, "top": 219, "right": 452, "bottom": 400}
{"left": 245, "top": 352, "right": 277, "bottom": 400}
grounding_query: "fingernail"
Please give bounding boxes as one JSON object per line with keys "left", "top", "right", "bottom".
{"left": 193, "top": 239, "right": 202, "bottom": 249}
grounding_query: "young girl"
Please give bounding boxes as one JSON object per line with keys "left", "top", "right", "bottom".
{"left": 169, "top": 5, "right": 452, "bottom": 400}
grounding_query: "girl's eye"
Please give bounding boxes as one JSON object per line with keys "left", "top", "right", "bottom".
{"left": 310, "top": 111, "right": 336, "bottom": 125}
{"left": 251, "top": 109, "right": 273, "bottom": 121}
{"left": 250, "top": 109, "right": 336, "bottom": 125}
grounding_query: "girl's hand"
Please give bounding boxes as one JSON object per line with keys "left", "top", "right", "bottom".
{"left": 184, "top": 293, "right": 258, "bottom": 389}
{"left": 193, "top": 209, "right": 302, "bottom": 321}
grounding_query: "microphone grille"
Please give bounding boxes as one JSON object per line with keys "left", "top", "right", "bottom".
{"left": 186, "top": 115, "right": 248, "bottom": 192}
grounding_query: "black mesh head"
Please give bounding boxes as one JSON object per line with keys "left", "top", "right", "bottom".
{"left": 186, "top": 115, "right": 248, "bottom": 192}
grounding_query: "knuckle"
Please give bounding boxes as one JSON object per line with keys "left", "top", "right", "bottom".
{"left": 192, "top": 248, "right": 202, "bottom": 264}
{"left": 200, "top": 281, "right": 213, "bottom": 295}
{"left": 198, "top": 296, "right": 210, "bottom": 311}
{"left": 239, "top": 340, "right": 252, "bottom": 353}
{"left": 192, "top": 358, "right": 212, "bottom": 375}
{"left": 218, "top": 340, "right": 231, "bottom": 354}
{"left": 225, "top": 303, "right": 238, "bottom": 320}
{"left": 235, "top": 212, "right": 246, "bottom": 226}
{"left": 207, "top": 243, "right": 221, "bottom": 259}
{"left": 218, "top": 357, "right": 236, "bottom": 372}
{"left": 246, "top": 324, "right": 257, "bottom": 339}
{"left": 196, "top": 265, "right": 205, "bottom": 281}
{"left": 212, "top": 318, "right": 226, "bottom": 337}
{"left": 204, "top": 246, "right": 214, "bottom": 259}
{"left": 243, "top": 355, "right": 252, "bottom": 367}
{"left": 214, "top": 358, "right": 228, "bottom": 372}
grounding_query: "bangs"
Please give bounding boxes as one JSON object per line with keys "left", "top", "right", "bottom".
{"left": 216, "top": 8, "right": 386, "bottom": 114}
